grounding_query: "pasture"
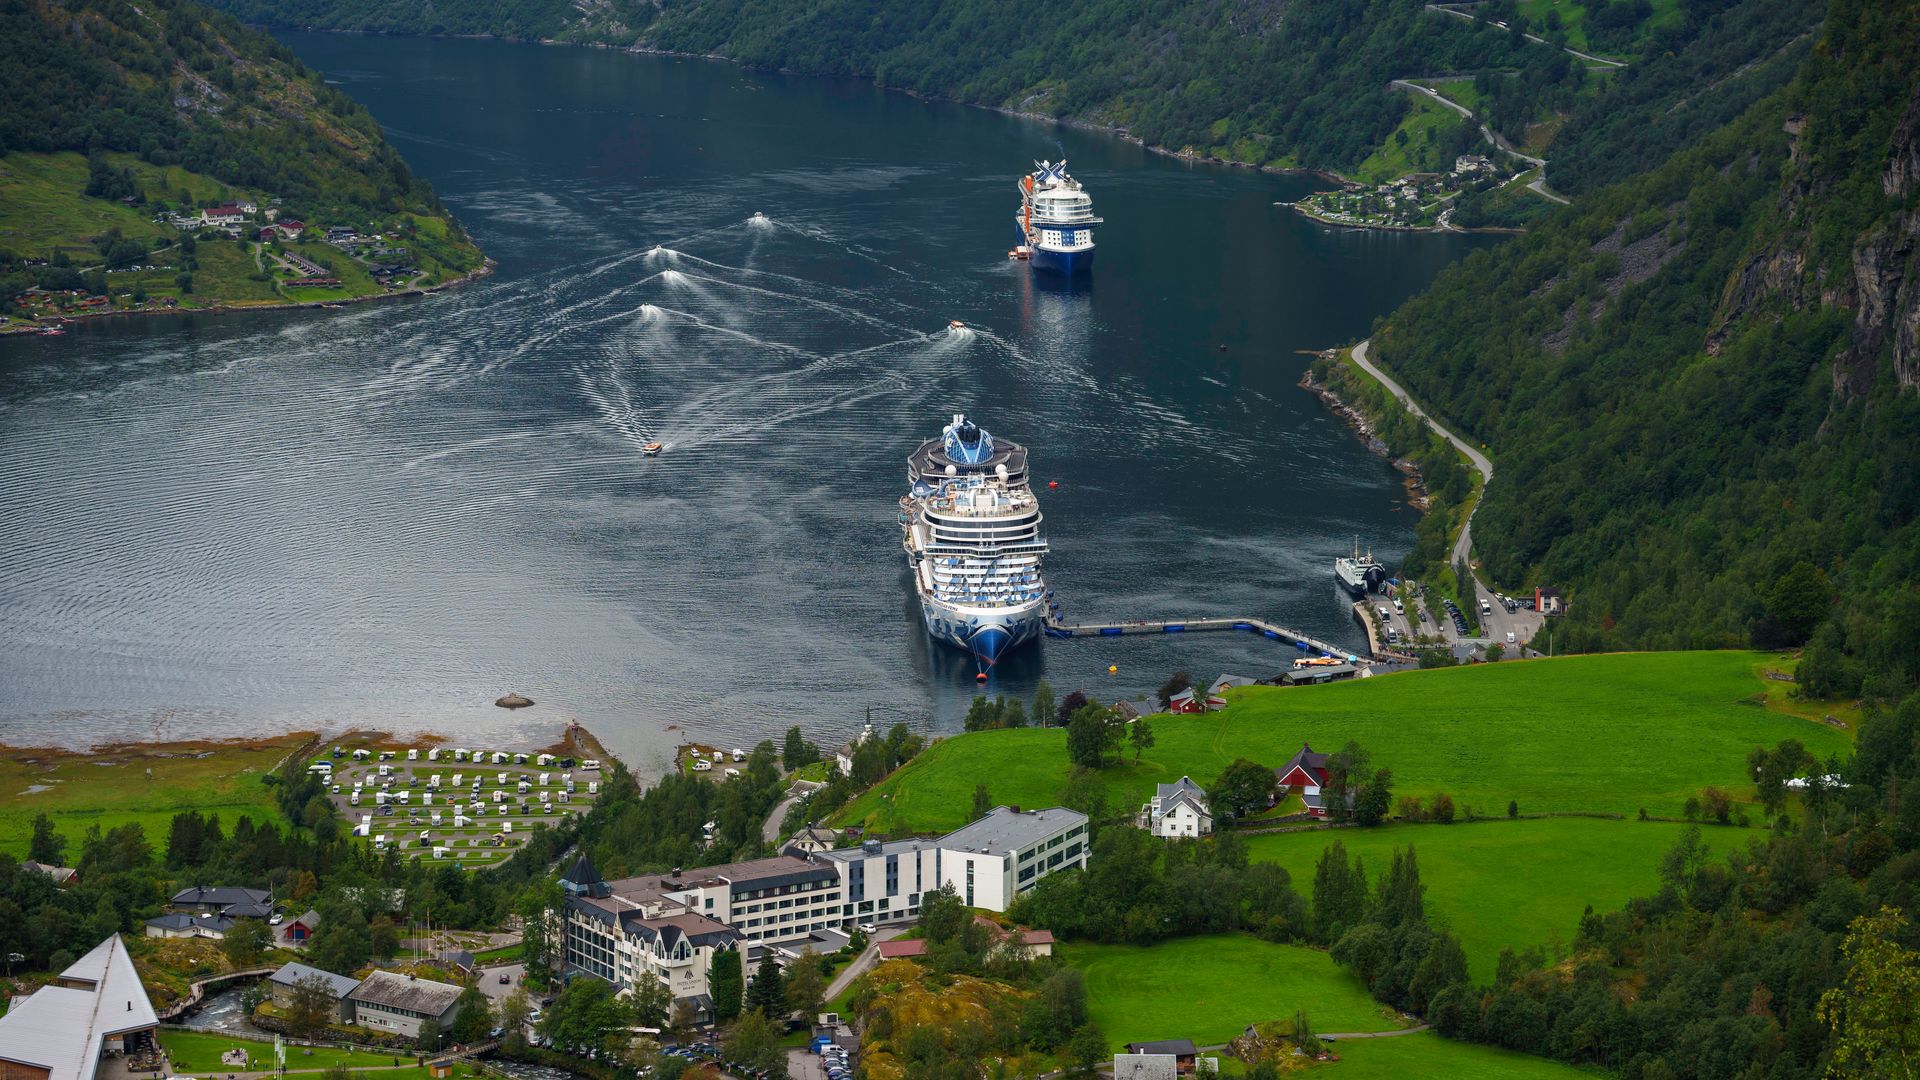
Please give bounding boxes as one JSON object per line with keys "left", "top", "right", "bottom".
{"left": 835, "top": 652, "right": 1850, "bottom": 834}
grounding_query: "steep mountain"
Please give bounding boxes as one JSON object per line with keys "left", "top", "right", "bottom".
{"left": 1370, "top": 0, "right": 1920, "bottom": 693}
{"left": 0, "top": 0, "right": 481, "bottom": 311}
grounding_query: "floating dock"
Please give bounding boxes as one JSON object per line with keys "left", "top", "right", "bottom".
{"left": 1044, "top": 613, "right": 1365, "bottom": 663}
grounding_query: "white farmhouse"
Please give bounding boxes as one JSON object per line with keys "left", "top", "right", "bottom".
{"left": 1138, "top": 776, "right": 1213, "bottom": 838}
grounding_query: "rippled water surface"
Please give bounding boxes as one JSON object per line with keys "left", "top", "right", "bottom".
{"left": 0, "top": 36, "right": 1502, "bottom": 770}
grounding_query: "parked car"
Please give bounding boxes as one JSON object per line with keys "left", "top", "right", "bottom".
{"left": 499, "top": 973, "right": 512, "bottom": 984}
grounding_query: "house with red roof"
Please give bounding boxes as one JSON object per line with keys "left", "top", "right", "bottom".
{"left": 1275, "top": 744, "right": 1339, "bottom": 818}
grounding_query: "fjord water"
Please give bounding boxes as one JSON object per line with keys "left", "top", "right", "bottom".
{"left": 0, "top": 35, "right": 1500, "bottom": 769}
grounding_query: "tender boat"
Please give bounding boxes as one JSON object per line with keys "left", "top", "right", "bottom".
{"left": 642, "top": 442, "right": 664, "bottom": 456}
{"left": 948, "top": 320, "right": 967, "bottom": 333}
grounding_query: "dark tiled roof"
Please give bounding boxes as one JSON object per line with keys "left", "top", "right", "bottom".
{"left": 1277, "top": 744, "right": 1328, "bottom": 780}
{"left": 347, "top": 971, "right": 463, "bottom": 1016}
{"left": 268, "top": 962, "right": 359, "bottom": 999}
{"left": 171, "top": 886, "right": 270, "bottom": 908}
{"left": 145, "top": 913, "right": 232, "bottom": 934}
{"left": 1125, "top": 1040, "right": 1198, "bottom": 1056}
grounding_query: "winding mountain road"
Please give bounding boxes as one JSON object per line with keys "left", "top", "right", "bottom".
{"left": 1350, "top": 339, "right": 1489, "bottom": 570}
{"left": 1423, "top": 3, "right": 1627, "bottom": 68}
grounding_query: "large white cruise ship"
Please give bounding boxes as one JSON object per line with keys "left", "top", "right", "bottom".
{"left": 1015, "top": 160, "right": 1100, "bottom": 275}
{"left": 900, "top": 415, "right": 1049, "bottom": 674}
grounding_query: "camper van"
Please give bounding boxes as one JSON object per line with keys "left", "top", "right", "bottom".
{"left": 581, "top": 759, "right": 601, "bottom": 771}
{"left": 407, "top": 749, "right": 419, "bottom": 761}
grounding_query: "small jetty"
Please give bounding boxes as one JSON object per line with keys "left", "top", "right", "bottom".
{"left": 1044, "top": 612, "right": 1364, "bottom": 663}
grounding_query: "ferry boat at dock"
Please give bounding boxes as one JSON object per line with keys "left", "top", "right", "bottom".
{"left": 901, "top": 414, "right": 1049, "bottom": 673}
{"left": 1335, "top": 541, "right": 1388, "bottom": 596}
{"left": 1015, "top": 160, "right": 1100, "bottom": 276}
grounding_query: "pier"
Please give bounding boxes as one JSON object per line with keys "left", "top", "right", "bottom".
{"left": 1044, "top": 613, "right": 1366, "bottom": 663}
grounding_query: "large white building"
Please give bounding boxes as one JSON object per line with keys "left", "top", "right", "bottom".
{"left": 933, "top": 806, "right": 1089, "bottom": 910}
{"left": 557, "top": 807, "right": 1089, "bottom": 1015}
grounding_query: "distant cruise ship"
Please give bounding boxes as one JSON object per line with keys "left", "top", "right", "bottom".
{"left": 1015, "top": 160, "right": 1100, "bottom": 275}
{"left": 900, "top": 415, "right": 1049, "bottom": 673}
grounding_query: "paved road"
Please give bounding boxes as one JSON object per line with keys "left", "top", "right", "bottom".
{"left": 1388, "top": 80, "right": 1547, "bottom": 171}
{"left": 475, "top": 962, "right": 526, "bottom": 1005}
{"left": 1528, "top": 176, "right": 1572, "bottom": 205}
{"left": 1423, "top": 4, "right": 1627, "bottom": 67}
{"left": 763, "top": 779, "right": 824, "bottom": 843}
{"left": 824, "top": 925, "right": 910, "bottom": 1002}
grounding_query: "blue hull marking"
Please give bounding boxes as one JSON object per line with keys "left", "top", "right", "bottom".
{"left": 1029, "top": 244, "right": 1093, "bottom": 276}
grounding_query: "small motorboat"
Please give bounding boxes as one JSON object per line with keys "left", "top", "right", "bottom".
{"left": 1008, "top": 245, "right": 1031, "bottom": 261}
{"left": 641, "top": 442, "right": 663, "bottom": 457}
{"left": 37, "top": 327, "right": 65, "bottom": 336}
{"left": 948, "top": 319, "right": 967, "bottom": 334}
{"left": 751, "top": 212, "right": 768, "bottom": 223}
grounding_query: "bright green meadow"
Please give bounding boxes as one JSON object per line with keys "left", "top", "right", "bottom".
{"left": 1244, "top": 818, "right": 1743, "bottom": 981}
{"left": 1323, "top": 1030, "right": 1604, "bottom": 1078}
{"left": 834, "top": 652, "right": 1849, "bottom": 835}
{"left": 1064, "top": 934, "right": 1399, "bottom": 1050}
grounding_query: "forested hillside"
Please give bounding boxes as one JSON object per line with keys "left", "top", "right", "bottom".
{"left": 206, "top": 0, "right": 1747, "bottom": 179}
{"left": 1371, "top": 0, "right": 1920, "bottom": 696}
{"left": 0, "top": 0, "right": 481, "bottom": 313}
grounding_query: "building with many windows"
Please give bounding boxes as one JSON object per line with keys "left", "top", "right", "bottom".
{"left": 554, "top": 808, "right": 1088, "bottom": 1017}
{"left": 935, "top": 806, "right": 1088, "bottom": 910}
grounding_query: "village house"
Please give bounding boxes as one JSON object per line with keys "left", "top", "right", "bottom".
{"left": 1205, "top": 674, "right": 1256, "bottom": 710}
{"left": 199, "top": 204, "right": 249, "bottom": 228}
{"left": 169, "top": 885, "right": 273, "bottom": 920}
{"left": 143, "top": 912, "right": 232, "bottom": 940}
{"left": 345, "top": 971, "right": 465, "bottom": 1039}
{"left": 1165, "top": 688, "right": 1205, "bottom": 714}
{"left": 1454, "top": 154, "right": 1494, "bottom": 175}
{"left": 1276, "top": 744, "right": 1332, "bottom": 817}
{"left": 1138, "top": 776, "right": 1213, "bottom": 838}
{"left": 1535, "top": 587, "right": 1565, "bottom": 616}
{"left": 0, "top": 935, "right": 159, "bottom": 1080}
{"left": 785, "top": 823, "right": 841, "bottom": 855}
{"left": 282, "top": 909, "right": 320, "bottom": 945}
{"left": 1124, "top": 1040, "right": 1200, "bottom": 1075}
{"left": 267, "top": 961, "right": 358, "bottom": 1023}
{"left": 20, "top": 860, "right": 78, "bottom": 886}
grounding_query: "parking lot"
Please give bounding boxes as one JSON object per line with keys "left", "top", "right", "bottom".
{"left": 313, "top": 742, "right": 603, "bottom": 866}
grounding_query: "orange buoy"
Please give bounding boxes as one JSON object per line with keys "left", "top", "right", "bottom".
{"left": 1048, "top": 480, "right": 1059, "bottom": 489}
{"left": 976, "top": 672, "right": 988, "bottom": 682}
{"left": 1107, "top": 664, "right": 1118, "bottom": 675}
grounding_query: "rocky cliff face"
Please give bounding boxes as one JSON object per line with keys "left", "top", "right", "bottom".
{"left": 1843, "top": 79, "right": 1920, "bottom": 394}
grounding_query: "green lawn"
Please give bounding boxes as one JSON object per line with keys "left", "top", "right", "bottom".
{"left": 1244, "top": 818, "right": 1743, "bottom": 981}
{"left": 1064, "top": 934, "right": 1399, "bottom": 1049}
{"left": 1324, "top": 1031, "right": 1602, "bottom": 1078}
{"left": 1351, "top": 95, "right": 1466, "bottom": 185}
{"left": 0, "top": 738, "right": 297, "bottom": 858}
{"left": 160, "top": 1030, "right": 409, "bottom": 1072}
{"left": 834, "top": 652, "right": 1851, "bottom": 835}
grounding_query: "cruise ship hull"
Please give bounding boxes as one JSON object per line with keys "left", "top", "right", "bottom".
{"left": 919, "top": 595, "right": 1047, "bottom": 663}
{"left": 1030, "top": 244, "right": 1093, "bottom": 276}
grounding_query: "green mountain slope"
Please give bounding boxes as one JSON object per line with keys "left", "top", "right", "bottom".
{"left": 1370, "top": 0, "right": 1920, "bottom": 692}
{"left": 205, "top": 0, "right": 1704, "bottom": 178}
{"left": 0, "top": 0, "right": 482, "bottom": 314}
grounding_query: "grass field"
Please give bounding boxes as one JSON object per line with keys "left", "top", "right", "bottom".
{"left": 1064, "top": 935, "right": 1400, "bottom": 1049}
{"left": 0, "top": 738, "right": 299, "bottom": 857}
{"left": 1351, "top": 96, "right": 1466, "bottom": 185}
{"left": 1244, "top": 818, "right": 1742, "bottom": 981}
{"left": 1323, "top": 1031, "right": 1602, "bottom": 1078}
{"left": 161, "top": 1030, "right": 413, "bottom": 1072}
{"left": 834, "top": 652, "right": 1852, "bottom": 835}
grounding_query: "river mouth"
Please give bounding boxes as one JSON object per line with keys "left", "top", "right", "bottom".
{"left": 0, "top": 35, "right": 1503, "bottom": 765}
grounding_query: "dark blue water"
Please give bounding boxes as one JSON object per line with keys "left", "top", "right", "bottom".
{"left": 0, "top": 35, "right": 1501, "bottom": 770}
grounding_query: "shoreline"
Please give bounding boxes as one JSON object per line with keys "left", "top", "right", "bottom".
{"left": 1300, "top": 361, "right": 1432, "bottom": 512}
{"left": 3, "top": 257, "right": 496, "bottom": 337}
{"left": 0, "top": 720, "right": 618, "bottom": 772}
{"left": 260, "top": 25, "right": 1357, "bottom": 186}
{"left": 1288, "top": 200, "right": 1526, "bottom": 236}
